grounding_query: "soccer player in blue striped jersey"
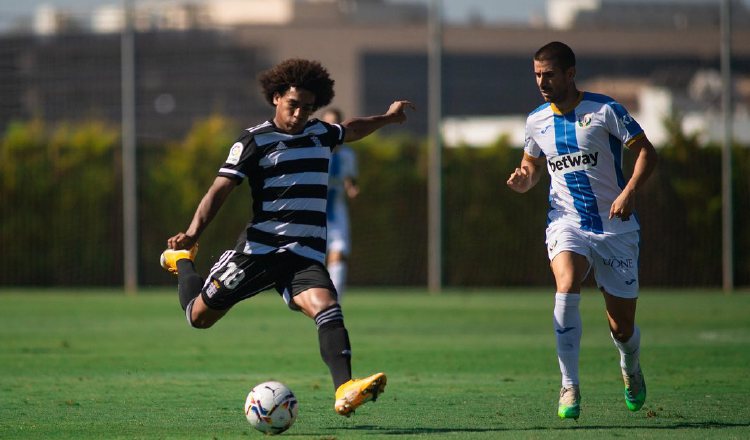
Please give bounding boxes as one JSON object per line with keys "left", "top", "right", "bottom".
{"left": 507, "top": 42, "right": 658, "bottom": 420}
{"left": 160, "top": 58, "right": 413, "bottom": 417}
{"left": 321, "top": 108, "right": 360, "bottom": 303}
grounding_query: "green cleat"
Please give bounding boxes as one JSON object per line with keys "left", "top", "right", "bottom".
{"left": 557, "top": 386, "right": 581, "bottom": 420}
{"left": 623, "top": 367, "right": 647, "bottom": 411}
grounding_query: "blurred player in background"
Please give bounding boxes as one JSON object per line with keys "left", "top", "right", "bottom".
{"left": 321, "top": 108, "right": 359, "bottom": 302}
{"left": 507, "top": 42, "right": 657, "bottom": 420}
{"left": 159, "top": 58, "right": 414, "bottom": 417}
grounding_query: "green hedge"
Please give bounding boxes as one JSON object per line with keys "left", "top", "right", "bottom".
{"left": 1, "top": 117, "right": 748, "bottom": 287}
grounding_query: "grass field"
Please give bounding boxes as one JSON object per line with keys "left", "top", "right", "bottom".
{"left": 1, "top": 288, "right": 749, "bottom": 439}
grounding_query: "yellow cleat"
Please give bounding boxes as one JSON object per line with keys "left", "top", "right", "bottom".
{"left": 334, "top": 372, "right": 387, "bottom": 417}
{"left": 159, "top": 245, "right": 198, "bottom": 275}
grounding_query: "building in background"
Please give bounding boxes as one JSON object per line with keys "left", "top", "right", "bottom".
{"left": 0, "top": 0, "right": 749, "bottom": 145}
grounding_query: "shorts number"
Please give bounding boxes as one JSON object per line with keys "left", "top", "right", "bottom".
{"left": 218, "top": 262, "right": 245, "bottom": 289}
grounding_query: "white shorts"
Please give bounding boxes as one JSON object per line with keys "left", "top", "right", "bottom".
{"left": 545, "top": 223, "right": 640, "bottom": 299}
{"left": 327, "top": 207, "right": 350, "bottom": 255}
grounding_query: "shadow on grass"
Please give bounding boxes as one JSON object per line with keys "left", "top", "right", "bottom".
{"left": 328, "top": 421, "right": 750, "bottom": 435}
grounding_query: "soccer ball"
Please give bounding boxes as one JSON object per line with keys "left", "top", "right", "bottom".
{"left": 244, "top": 381, "right": 298, "bottom": 435}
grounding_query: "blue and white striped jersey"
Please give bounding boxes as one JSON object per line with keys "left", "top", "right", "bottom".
{"left": 218, "top": 119, "right": 345, "bottom": 263}
{"left": 327, "top": 144, "right": 357, "bottom": 223}
{"left": 524, "top": 92, "right": 644, "bottom": 234}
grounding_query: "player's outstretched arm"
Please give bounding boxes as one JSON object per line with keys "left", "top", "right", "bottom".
{"left": 507, "top": 153, "right": 544, "bottom": 193}
{"left": 609, "top": 135, "right": 658, "bottom": 220}
{"left": 342, "top": 100, "right": 415, "bottom": 143}
{"left": 167, "top": 176, "right": 236, "bottom": 250}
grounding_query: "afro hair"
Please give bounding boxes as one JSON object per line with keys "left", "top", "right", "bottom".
{"left": 258, "top": 58, "right": 335, "bottom": 110}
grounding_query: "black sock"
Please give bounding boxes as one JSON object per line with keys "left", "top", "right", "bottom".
{"left": 177, "top": 259, "right": 203, "bottom": 311}
{"left": 315, "top": 305, "right": 352, "bottom": 390}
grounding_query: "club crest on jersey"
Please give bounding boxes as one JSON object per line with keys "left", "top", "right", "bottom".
{"left": 577, "top": 113, "right": 593, "bottom": 128}
{"left": 311, "top": 136, "right": 323, "bottom": 147}
{"left": 547, "top": 151, "right": 599, "bottom": 175}
{"left": 226, "top": 142, "right": 243, "bottom": 165}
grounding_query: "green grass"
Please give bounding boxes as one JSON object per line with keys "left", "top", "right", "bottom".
{"left": 1, "top": 288, "right": 749, "bottom": 439}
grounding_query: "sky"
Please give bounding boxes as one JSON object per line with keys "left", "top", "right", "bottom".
{"left": 0, "top": 0, "right": 546, "bottom": 26}
{"left": 1, "top": 0, "right": 748, "bottom": 27}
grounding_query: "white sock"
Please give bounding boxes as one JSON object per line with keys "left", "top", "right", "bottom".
{"left": 328, "top": 261, "right": 347, "bottom": 302}
{"left": 553, "top": 292, "right": 582, "bottom": 387}
{"left": 612, "top": 325, "right": 641, "bottom": 375}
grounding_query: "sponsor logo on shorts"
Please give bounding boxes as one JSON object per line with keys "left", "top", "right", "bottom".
{"left": 541, "top": 124, "right": 552, "bottom": 134}
{"left": 625, "top": 279, "right": 637, "bottom": 285}
{"left": 548, "top": 239, "right": 558, "bottom": 253}
{"left": 602, "top": 257, "right": 634, "bottom": 269}
{"left": 205, "top": 280, "right": 220, "bottom": 298}
{"left": 547, "top": 151, "right": 598, "bottom": 175}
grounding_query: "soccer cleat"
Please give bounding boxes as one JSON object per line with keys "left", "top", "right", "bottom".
{"left": 159, "top": 245, "right": 198, "bottom": 275}
{"left": 557, "top": 385, "right": 581, "bottom": 420}
{"left": 334, "top": 372, "right": 387, "bottom": 417}
{"left": 622, "top": 367, "right": 647, "bottom": 411}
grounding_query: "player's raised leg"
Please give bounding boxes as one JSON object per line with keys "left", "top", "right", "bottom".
{"left": 160, "top": 245, "right": 203, "bottom": 318}
{"left": 603, "top": 291, "right": 646, "bottom": 411}
{"left": 160, "top": 245, "right": 229, "bottom": 328}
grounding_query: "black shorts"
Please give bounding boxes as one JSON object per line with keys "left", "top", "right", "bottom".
{"left": 200, "top": 250, "right": 336, "bottom": 311}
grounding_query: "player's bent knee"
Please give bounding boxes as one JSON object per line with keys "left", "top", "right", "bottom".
{"left": 611, "top": 326, "right": 634, "bottom": 342}
{"left": 190, "top": 317, "right": 216, "bottom": 329}
{"left": 187, "top": 295, "right": 225, "bottom": 329}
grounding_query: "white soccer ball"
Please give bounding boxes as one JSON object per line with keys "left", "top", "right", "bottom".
{"left": 244, "top": 381, "right": 298, "bottom": 435}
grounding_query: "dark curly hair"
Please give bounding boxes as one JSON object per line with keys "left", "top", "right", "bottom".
{"left": 258, "top": 59, "right": 335, "bottom": 110}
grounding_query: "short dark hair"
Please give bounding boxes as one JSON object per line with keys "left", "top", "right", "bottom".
{"left": 534, "top": 41, "right": 576, "bottom": 72}
{"left": 258, "top": 58, "right": 335, "bottom": 110}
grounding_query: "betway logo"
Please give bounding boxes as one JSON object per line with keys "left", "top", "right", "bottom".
{"left": 547, "top": 151, "right": 598, "bottom": 175}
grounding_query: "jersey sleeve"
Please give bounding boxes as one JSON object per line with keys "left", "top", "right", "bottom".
{"left": 218, "top": 131, "right": 256, "bottom": 183}
{"left": 317, "top": 120, "right": 345, "bottom": 149}
{"left": 605, "top": 101, "right": 644, "bottom": 146}
{"left": 523, "top": 117, "right": 542, "bottom": 158}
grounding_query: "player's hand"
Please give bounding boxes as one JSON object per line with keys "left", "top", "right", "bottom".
{"left": 506, "top": 165, "right": 531, "bottom": 193}
{"left": 346, "top": 185, "right": 360, "bottom": 199}
{"left": 609, "top": 190, "right": 634, "bottom": 220}
{"left": 385, "top": 100, "right": 415, "bottom": 124}
{"left": 167, "top": 232, "right": 197, "bottom": 250}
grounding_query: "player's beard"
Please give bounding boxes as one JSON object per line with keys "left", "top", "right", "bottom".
{"left": 540, "top": 86, "right": 561, "bottom": 103}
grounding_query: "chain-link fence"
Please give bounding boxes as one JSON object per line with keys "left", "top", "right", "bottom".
{"left": 2, "top": 1, "right": 749, "bottom": 288}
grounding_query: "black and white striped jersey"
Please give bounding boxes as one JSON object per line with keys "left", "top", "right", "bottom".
{"left": 218, "top": 119, "right": 345, "bottom": 263}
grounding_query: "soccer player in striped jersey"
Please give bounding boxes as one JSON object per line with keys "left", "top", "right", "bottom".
{"left": 507, "top": 42, "right": 658, "bottom": 420}
{"left": 160, "top": 58, "right": 413, "bottom": 417}
{"left": 321, "top": 108, "right": 360, "bottom": 303}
